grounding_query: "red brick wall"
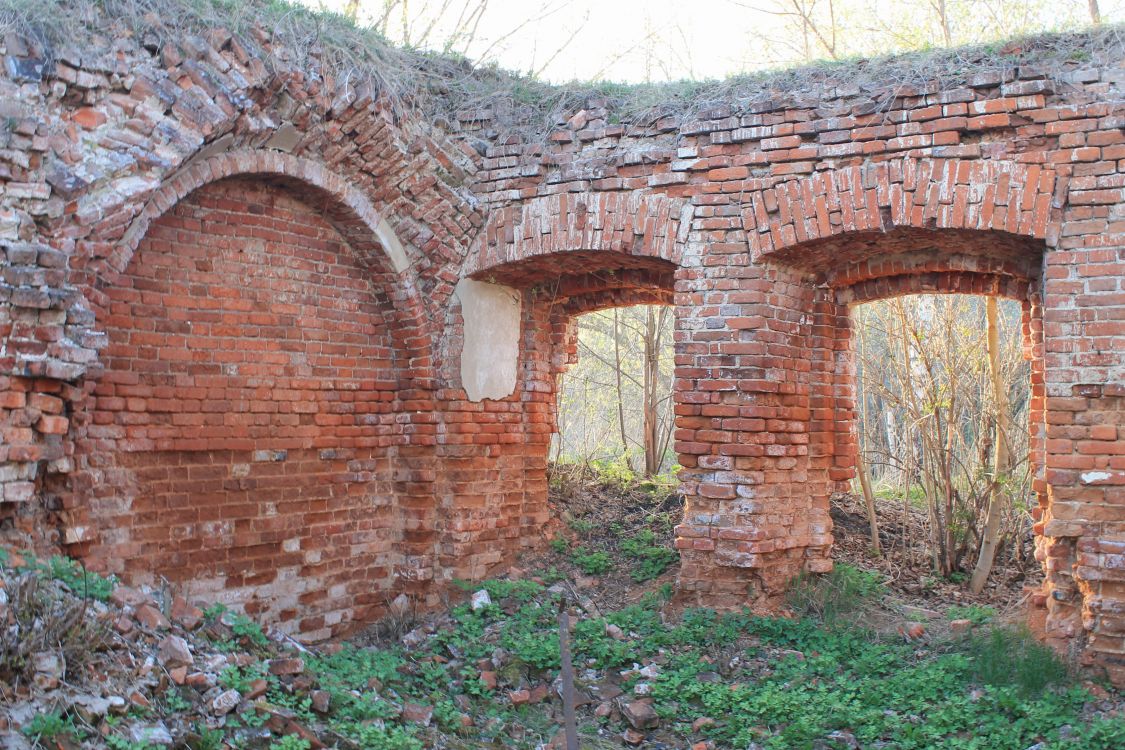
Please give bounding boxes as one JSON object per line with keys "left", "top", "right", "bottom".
{"left": 0, "top": 18, "right": 1121, "bottom": 682}
{"left": 83, "top": 179, "right": 407, "bottom": 638}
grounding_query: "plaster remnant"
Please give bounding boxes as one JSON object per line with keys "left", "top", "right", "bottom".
{"left": 455, "top": 278, "right": 521, "bottom": 402}
{"left": 376, "top": 217, "right": 410, "bottom": 273}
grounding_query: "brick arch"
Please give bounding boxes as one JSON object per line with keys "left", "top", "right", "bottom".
{"left": 838, "top": 270, "right": 1032, "bottom": 306}
{"left": 744, "top": 158, "right": 1060, "bottom": 264}
{"left": 464, "top": 192, "right": 692, "bottom": 279}
{"left": 96, "top": 150, "right": 422, "bottom": 330}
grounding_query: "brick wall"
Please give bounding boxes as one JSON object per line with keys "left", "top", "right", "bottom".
{"left": 78, "top": 179, "right": 409, "bottom": 638}
{"left": 0, "top": 13, "right": 1122, "bottom": 680}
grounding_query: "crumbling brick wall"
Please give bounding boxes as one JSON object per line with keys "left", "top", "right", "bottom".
{"left": 0, "top": 9, "right": 1122, "bottom": 681}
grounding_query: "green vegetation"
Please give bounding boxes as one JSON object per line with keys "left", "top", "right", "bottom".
{"left": 787, "top": 563, "right": 886, "bottom": 626}
{"left": 1, "top": 551, "right": 116, "bottom": 601}
{"left": 620, "top": 529, "right": 679, "bottom": 582}
{"left": 276, "top": 578, "right": 1117, "bottom": 750}
{"left": 948, "top": 603, "right": 998, "bottom": 625}
{"left": 570, "top": 547, "right": 613, "bottom": 576}
{"left": 21, "top": 710, "right": 84, "bottom": 743}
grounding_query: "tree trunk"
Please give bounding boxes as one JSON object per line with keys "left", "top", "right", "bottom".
{"left": 1089, "top": 0, "right": 1102, "bottom": 24}
{"left": 612, "top": 309, "right": 630, "bottom": 468}
{"left": 642, "top": 306, "right": 660, "bottom": 476}
{"left": 970, "top": 297, "right": 1010, "bottom": 593}
{"left": 856, "top": 322, "right": 881, "bottom": 555}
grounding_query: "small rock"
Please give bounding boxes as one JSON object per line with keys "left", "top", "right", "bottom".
{"left": 110, "top": 586, "right": 149, "bottom": 608}
{"left": 402, "top": 702, "right": 433, "bottom": 726}
{"left": 949, "top": 619, "right": 972, "bottom": 634}
{"left": 606, "top": 623, "right": 625, "bottom": 640}
{"left": 692, "top": 742, "right": 715, "bottom": 750}
{"left": 637, "top": 663, "right": 660, "bottom": 679}
{"left": 136, "top": 604, "right": 170, "bottom": 630}
{"left": 169, "top": 666, "right": 188, "bottom": 685}
{"left": 388, "top": 593, "right": 412, "bottom": 618}
{"left": 130, "top": 723, "right": 173, "bottom": 746}
{"left": 827, "top": 729, "right": 860, "bottom": 749}
{"left": 32, "top": 651, "right": 64, "bottom": 679}
{"left": 311, "top": 690, "right": 331, "bottom": 713}
{"left": 479, "top": 671, "right": 498, "bottom": 690}
{"left": 470, "top": 589, "right": 492, "bottom": 611}
{"left": 211, "top": 689, "right": 241, "bottom": 716}
{"left": 401, "top": 627, "right": 426, "bottom": 648}
{"left": 528, "top": 683, "right": 549, "bottom": 704}
{"left": 114, "top": 616, "right": 134, "bottom": 635}
{"left": 186, "top": 672, "right": 214, "bottom": 690}
{"left": 72, "top": 694, "right": 120, "bottom": 719}
{"left": 269, "top": 657, "right": 305, "bottom": 675}
{"left": 128, "top": 691, "right": 151, "bottom": 708}
{"left": 620, "top": 699, "right": 660, "bottom": 730}
{"left": 244, "top": 678, "right": 268, "bottom": 699}
{"left": 622, "top": 728, "right": 645, "bottom": 745}
{"left": 633, "top": 682, "right": 652, "bottom": 696}
{"left": 157, "top": 635, "right": 194, "bottom": 669}
{"left": 1083, "top": 681, "right": 1111, "bottom": 701}
{"left": 594, "top": 700, "right": 614, "bottom": 718}
{"left": 779, "top": 649, "right": 805, "bottom": 661}
{"left": 171, "top": 598, "right": 203, "bottom": 630}
{"left": 692, "top": 717, "right": 716, "bottom": 731}
{"left": 509, "top": 689, "right": 530, "bottom": 705}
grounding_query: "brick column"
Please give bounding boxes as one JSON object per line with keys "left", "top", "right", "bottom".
{"left": 1040, "top": 183, "right": 1125, "bottom": 683}
{"left": 674, "top": 262, "right": 836, "bottom": 609}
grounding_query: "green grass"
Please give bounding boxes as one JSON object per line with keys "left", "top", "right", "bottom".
{"left": 948, "top": 603, "right": 997, "bottom": 625}
{"left": 786, "top": 562, "right": 885, "bottom": 627}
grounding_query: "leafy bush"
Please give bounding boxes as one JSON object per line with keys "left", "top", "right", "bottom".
{"left": 21, "top": 710, "right": 82, "bottom": 742}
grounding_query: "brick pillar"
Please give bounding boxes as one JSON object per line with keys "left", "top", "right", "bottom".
{"left": 1040, "top": 191, "right": 1125, "bottom": 684}
{"left": 674, "top": 262, "right": 835, "bottom": 610}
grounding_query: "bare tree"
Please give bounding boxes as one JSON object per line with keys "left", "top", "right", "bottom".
{"left": 969, "top": 297, "right": 1012, "bottom": 592}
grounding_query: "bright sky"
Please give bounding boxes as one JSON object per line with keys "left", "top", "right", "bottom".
{"left": 300, "top": 0, "right": 1125, "bottom": 83}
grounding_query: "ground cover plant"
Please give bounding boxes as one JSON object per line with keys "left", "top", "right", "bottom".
{"left": 3, "top": 478, "right": 1125, "bottom": 750}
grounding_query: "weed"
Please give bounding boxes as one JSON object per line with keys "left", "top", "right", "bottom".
{"left": 967, "top": 625, "right": 1071, "bottom": 695}
{"left": 786, "top": 562, "right": 885, "bottom": 626}
{"left": 947, "top": 603, "right": 996, "bottom": 625}
{"left": 549, "top": 535, "right": 569, "bottom": 555}
{"left": 269, "top": 737, "right": 311, "bottom": 750}
{"left": 21, "top": 711, "right": 83, "bottom": 743}
{"left": 571, "top": 548, "right": 612, "bottom": 576}
{"left": 620, "top": 529, "right": 678, "bottom": 582}
{"left": 567, "top": 517, "right": 595, "bottom": 535}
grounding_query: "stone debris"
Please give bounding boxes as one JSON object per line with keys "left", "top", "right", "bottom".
{"left": 470, "top": 588, "right": 492, "bottom": 610}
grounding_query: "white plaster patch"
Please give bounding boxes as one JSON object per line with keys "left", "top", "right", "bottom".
{"left": 454, "top": 278, "right": 522, "bottom": 402}
{"left": 1081, "top": 471, "right": 1113, "bottom": 484}
{"left": 375, "top": 217, "right": 409, "bottom": 273}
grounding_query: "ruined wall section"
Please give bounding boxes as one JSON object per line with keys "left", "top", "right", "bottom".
{"left": 454, "top": 52, "right": 1124, "bottom": 676}
{"left": 0, "top": 17, "right": 482, "bottom": 632}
